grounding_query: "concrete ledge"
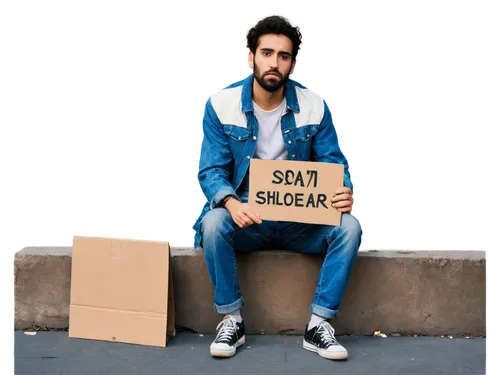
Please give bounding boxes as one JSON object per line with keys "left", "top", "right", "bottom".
{"left": 14, "top": 247, "right": 485, "bottom": 336}
{"left": 14, "top": 247, "right": 72, "bottom": 330}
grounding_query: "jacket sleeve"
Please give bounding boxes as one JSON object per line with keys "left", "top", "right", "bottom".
{"left": 311, "top": 100, "right": 354, "bottom": 193}
{"left": 198, "top": 98, "right": 240, "bottom": 209}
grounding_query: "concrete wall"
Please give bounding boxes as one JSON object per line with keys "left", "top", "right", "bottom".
{"left": 14, "top": 247, "right": 485, "bottom": 336}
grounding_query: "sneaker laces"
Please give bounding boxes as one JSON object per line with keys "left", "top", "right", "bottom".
{"left": 317, "top": 321, "right": 338, "bottom": 346}
{"left": 215, "top": 316, "right": 237, "bottom": 343}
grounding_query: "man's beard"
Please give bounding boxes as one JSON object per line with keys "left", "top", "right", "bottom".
{"left": 253, "top": 62, "right": 292, "bottom": 93}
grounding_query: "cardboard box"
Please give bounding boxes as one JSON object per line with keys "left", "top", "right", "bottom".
{"left": 69, "top": 236, "right": 175, "bottom": 347}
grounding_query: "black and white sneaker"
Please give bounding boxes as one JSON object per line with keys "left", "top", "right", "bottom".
{"left": 303, "top": 320, "right": 348, "bottom": 360}
{"left": 210, "top": 315, "right": 246, "bottom": 358}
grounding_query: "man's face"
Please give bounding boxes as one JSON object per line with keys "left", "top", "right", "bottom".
{"left": 249, "top": 34, "right": 296, "bottom": 93}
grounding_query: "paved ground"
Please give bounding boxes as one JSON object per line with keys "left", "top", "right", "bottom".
{"left": 15, "top": 331, "right": 485, "bottom": 374}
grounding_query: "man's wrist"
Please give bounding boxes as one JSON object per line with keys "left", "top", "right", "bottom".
{"left": 223, "top": 196, "right": 236, "bottom": 208}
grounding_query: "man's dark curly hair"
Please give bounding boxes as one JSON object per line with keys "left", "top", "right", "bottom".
{"left": 246, "top": 16, "right": 302, "bottom": 60}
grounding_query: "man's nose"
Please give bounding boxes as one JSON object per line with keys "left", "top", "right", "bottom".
{"left": 269, "top": 57, "right": 278, "bottom": 69}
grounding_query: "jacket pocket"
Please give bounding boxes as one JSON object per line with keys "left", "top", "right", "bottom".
{"left": 223, "top": 125, "right": 252, "bottom": 141}
{"left": 293, "top": 124, "right": 320, "bottom": 141}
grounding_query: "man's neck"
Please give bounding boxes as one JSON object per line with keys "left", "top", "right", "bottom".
{"left": 252, "top": 79, "right": 285, "bottom": 111}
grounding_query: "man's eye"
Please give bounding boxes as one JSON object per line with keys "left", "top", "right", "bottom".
{"left": 263, "top": 51, "right": 270, "bottom": 56}
{"left": 280, "top": 55, "right": 289, "bottom": 60}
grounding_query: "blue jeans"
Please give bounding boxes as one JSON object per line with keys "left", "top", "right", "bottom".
{"left": 200, "top": 208, "right": 362, "bottom": 319}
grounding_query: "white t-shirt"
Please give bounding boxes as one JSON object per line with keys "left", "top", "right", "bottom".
{"left": 253, "top": 98, "right": 288, "bottom": 160}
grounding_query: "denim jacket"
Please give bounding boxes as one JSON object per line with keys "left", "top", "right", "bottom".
{"left": 193, "top": 74, "right": 353, "bottom": 247}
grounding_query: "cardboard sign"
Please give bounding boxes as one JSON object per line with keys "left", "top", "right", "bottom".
{"left": 249, "top": 159, "right": 344, "bottom": 226}
{"left": 69, "top": 236, "right": 175, "bottom": 347}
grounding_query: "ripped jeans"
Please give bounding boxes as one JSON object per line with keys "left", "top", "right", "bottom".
{"left": 200, "top": 209, "right": 362, "bottom": 319}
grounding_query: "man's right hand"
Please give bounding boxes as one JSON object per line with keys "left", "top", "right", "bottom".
{"left": 224, "top": 197, "right": 263, "bottom": 228}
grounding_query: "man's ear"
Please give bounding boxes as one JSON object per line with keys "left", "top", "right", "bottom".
{"left": 291, "top": 57, "right": 299, "bottom": 76}
{"left": 248, "top": 51, "right": 254, "bottom": 69}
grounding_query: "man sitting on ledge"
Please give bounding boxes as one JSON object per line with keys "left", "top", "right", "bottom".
{"left": 192, "top": 15, "right": 362, "bottom": 360}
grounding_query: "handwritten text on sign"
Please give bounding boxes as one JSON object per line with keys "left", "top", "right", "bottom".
{"left": 249, "top": 159, "right": 344, "bottom": 226}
